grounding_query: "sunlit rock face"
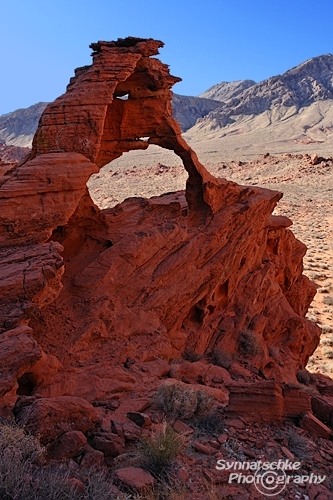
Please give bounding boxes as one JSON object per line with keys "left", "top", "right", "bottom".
{"left": 0, "top": 37, "right": 320, "bottom": 420}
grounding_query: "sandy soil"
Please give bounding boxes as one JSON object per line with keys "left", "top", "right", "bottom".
{"left": 87, "top": 139, "right": 333, "bottom": 376}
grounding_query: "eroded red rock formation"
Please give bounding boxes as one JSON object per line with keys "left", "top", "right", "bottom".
{"left": 0, "top": 38, "right": 321, "bottom": 429}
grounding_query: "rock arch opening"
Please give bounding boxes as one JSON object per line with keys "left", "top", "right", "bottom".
{"left": 31, "top": 37, "right": 217, "bottom": 219}
{"left": 87, "top": 147, "right": 187, "bottom": 209}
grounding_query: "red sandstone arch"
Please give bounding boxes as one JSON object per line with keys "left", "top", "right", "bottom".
{"left": 31, "top": 37, "right": 222, "bottom": 217}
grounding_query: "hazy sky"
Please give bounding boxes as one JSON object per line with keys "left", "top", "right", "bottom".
{"left": 1, "top": 0, "right": 333, "bottom": 115}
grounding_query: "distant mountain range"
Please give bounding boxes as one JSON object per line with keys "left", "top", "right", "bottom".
{"left": 199, "top": 79, "right": 256, "bottom": 102}
{"left": 1, "top": 54, "right": 333, "bottom": 152}
{"left": 0, "top": 102, "right": 48, "bottom": 147}
{"left": 194, "top": 54, "right": 333, "bottom": 129}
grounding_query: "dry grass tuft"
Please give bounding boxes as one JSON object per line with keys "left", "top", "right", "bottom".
{"left": 138, "top": 425, "right": 185, "bottom": 478}
{"left": 288, "top": 432, "right": 310, "bottom": 459}
{"left": 156, "top": 384, "right": 214, "bottom": 420}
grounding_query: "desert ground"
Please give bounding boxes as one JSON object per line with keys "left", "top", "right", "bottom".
{"left": 88, "top": 134, "right": 333, "bottom": 376}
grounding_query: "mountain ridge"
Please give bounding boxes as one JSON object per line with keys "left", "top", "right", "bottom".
{"left": 194, "top": 53, "right": 333, "bottom": 130}
{"left": 198, "top": 79, "right": 256, "bottom": 102}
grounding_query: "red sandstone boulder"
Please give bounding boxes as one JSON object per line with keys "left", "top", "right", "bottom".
{"left": 193, "top": 440, "right": 218, "bottom": 455}
{"left": 79, "top": 444, "right": 105, "bottom": 469}
{"left": 13, "top": 396, "right": 98, "bottom": 444}
{"left": 126, "top": 412, "right": 152, "bottom": 428}
{"left": 301, "top": 412, "right": 332, "bottom": 439}
{"left": 0, "top": 242, "right": 64, "bottom": 330}
{"left": 0, "top": 153, "right": 98, "bottom": 245}
{"left": 170, "top": 361, "right": 232, "bottom": 387}
{"left": 0, "top": 326, "right": 42, "bottom": 398}
{"left": 173, "top": 420, "right": 194, "bottom": 435}
{"left": 114, "top": 466, "right": 154, "bottom": 492}
{"left": 47, "top": 430, "right": 87, "bottom": 460}
{"left": 35, "top": 363, "right": 136, "bottom": 401}
{"left": 311, "top": 395, "right": 333, "bottom": 427}
{"left": 283, "top": 385, "right": 311, "bottom": 418}
{"left": 92, "top": 433, "right": 125, "bottom": 457}
{"left": 227, "top": 381, "right": 284, "bottom": 422}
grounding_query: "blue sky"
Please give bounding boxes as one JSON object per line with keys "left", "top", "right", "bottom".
{"left": 1, "top": 0, "right": 333, "bottom": 115}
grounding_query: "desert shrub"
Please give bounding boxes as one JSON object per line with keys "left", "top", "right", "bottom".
{"left": 138, "top": 425, "right": 184, "bottom": 478}
{"left": 0, "top": 421, "right": 43, "bottom": 462}
{"left": 222, "top": 439, "right": 245, "bottom": 461}
{"left": 323, "top": 296, "right": 333, "bottom": 306}
{"left": 28, "top": 467, "right": 81, "bottom": 500}
{"left": 192, "top": 411, "right": 225, "bottom": 437}
{"left": 237, "top": 330, "right": 263, "bottom": 358}
{"left": 195, "top": 390, "right": 215, "bottom": 416}
{"left": 208, "top": 349, "right": 233, "bottom": 369}
{"left": 0, "top": 421, "right": 129, "bottom": 500}
{"left": 324, "top": 349, "right": 333, "bottom": 359}
{"left": 296, "top": 369, "right": 315, "bottom": 386}
{"left": 85, "top": 469, "right": 126, "bottom": 500}
{"left": 139, "top": 475, "right": 187, "bottom": 500}
{"left": 0, "top": 421, "right": 44, "bottom": 500}
{"left": 322, "top": 325, "right": 333, "bottom": 334}
{"left": 288, "top": 432, "right": 310, "bottom": 459}
{"left": 321, "top": 335, "right": 333, "bottom": 347}
{"left": 183, "top": 350, "right": 203, "bottom": 362}
{"left": 156, "top": 384, "right": 214, "bottom": 420}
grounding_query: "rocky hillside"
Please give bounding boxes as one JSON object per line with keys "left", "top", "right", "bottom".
{"left": 189, "top": 54, "right": 333, "bottom": 144}
{"left": 199, "top": 79, "right": 256, "bottom": 101}
{"left": 0, "top": 102, "right": 48, "bottom": 147}
{"left": 171, "top": 93, "right": 220, "bottom": 131}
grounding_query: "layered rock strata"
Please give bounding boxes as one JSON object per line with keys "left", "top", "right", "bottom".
{"left": 0, "top": 38, "right": 321, "bottom": 430}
